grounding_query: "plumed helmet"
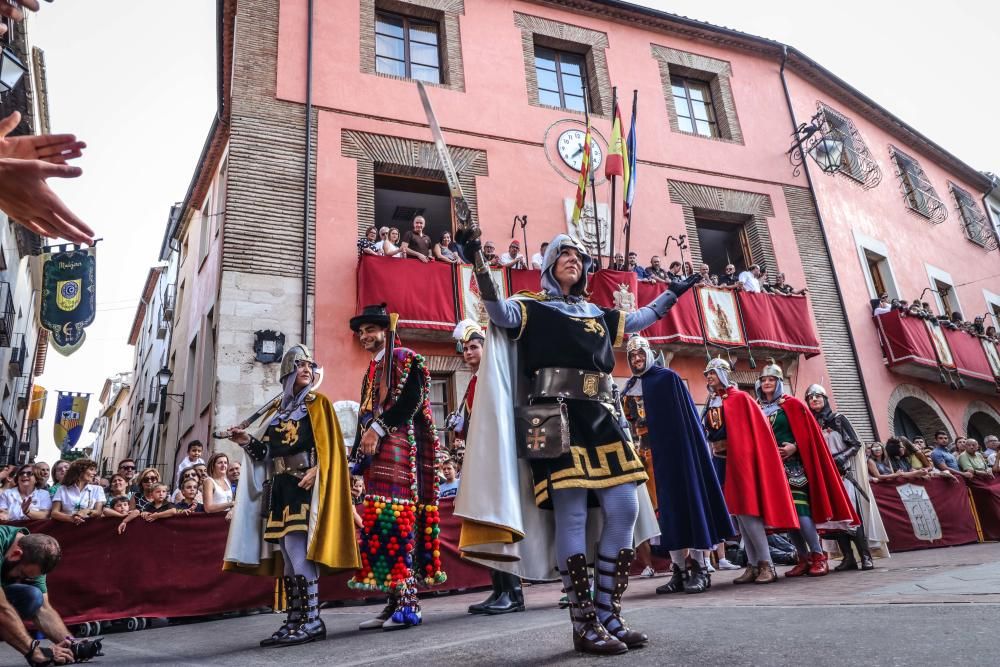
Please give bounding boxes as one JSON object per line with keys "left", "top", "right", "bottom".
{"left": 704, "top": 356, "right": 731, "bottom": 376}
{"left": 626, "top": 335, "right": 651, "bottom": 353}
{"left": 805, "top": 383, "right": 828, "bottom": 399}
{"left": 279, "top": 344, "right": 316, "bottom": 380}
{"left": 452, "top": 319, "right": 485, "bottom": 345}
{"left": 759, "top": 357, "right": 784, "bottom": 381}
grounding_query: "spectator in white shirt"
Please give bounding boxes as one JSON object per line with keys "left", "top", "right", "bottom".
{"left": 50, "top": 459, "right": 106, "bottom": 525}
{"left": 872, "top": 293, "right": 892, "bottom": 316}
{"left": 737, "top": 264, "right": 762, "bottom": 292}
{"left": 176, "top": 440, "right": 205, "bottom": 484}
{"left": 531, "top": 242, "right": 549, "bottom": 270}
{"left": 984, "top": 435, "right": 999, "bottom": 467}
{"left": 0, "top": 465, "right": 52, "bottom": 521}
{"left": 499, "top": 240, "right": 527, "bottom": 269}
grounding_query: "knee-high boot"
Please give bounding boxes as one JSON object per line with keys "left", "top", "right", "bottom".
{"left": 468, "top": 571, "right": 502, "bottom": 614}
{"left": 852, "top": 525, "right": 874, "bottom": 570}
{"left": 833, "top": 534, "right": 858, "bottom": 571}
{"left": 563, "top": 553, "right": 627, "bottom": 655}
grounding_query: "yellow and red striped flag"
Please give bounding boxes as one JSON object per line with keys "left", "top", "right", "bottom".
{"left": 605, "top": 101, "right": 629, "bottom": 182}
{"left": 571, "top": 119, "right": 593, "bottom": 224}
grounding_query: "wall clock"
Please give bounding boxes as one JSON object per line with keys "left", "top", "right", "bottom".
{"left": 543, "top": 119, "right": 609, "bottom": 185}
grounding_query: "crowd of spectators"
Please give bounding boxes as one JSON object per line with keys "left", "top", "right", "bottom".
{"left": 871, "top": 293, "right": 1000, "bottom": 343}
{"left": 866, "top": 430, "right": 1000, "bottom": 483}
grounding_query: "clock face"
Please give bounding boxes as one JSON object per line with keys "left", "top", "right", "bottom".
{"left": 557, "top": 129, "right": 604, "bottom": 173}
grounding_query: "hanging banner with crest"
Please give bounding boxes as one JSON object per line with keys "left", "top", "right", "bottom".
{"left": 53, "top": 391, "right": 90, "bottom": 454}
{"left": 39, "top": 244, "right": 97, "bottom": 356}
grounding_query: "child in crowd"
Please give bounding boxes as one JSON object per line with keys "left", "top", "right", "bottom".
{"left": 174, "top": 478, "right": 205, "bottom": 514}
{"left": 171, "top": 468, "right": 203, "bottom": 504}
{"left": 176, "top": 440, "right": 205, "bottom": 482}
{"left": 105, "top": 496, "right": 139, "bottom": 522}
{"left": 136, "top": 484, "right": 176, "bottom": 525}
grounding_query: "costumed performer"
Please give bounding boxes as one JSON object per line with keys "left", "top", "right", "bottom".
{"left": 805, "top": 383, "right": 875, "bottom": 571}
{"left": 755, "top": 361, "right": 858, "bottom": 578}
{"left": 223, "top": 345, "right": 360, "bottom": 648}
{"left": 702, "top": 357, "right": 798, "bottom": 585}
{"left": 448, "top": 319, "right": 525, "bottom": 616}
{"left": 349, "top": 304, "right": 445, "bottom": 631}
{"left": 456, "top": 233, "right": 699, "bottom": 655}
{"left": 622, "top": 336, "right": 733, "bottom": 596}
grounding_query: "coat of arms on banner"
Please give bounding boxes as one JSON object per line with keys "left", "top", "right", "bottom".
{"left": 613, "top": 283, "right": 636, "bottom": 313}
{"left": 458, "top": 265, "right": 508, "bottom": 326}
{"left": 40, "top": 246, "right": 97, "bottom": 356}
{"left": 53, "top": 391, "right": 91, "bottom": 453}
{"left": 564, "top": 198, "right": 609, "bottom": 257}
{"left": 697, "top": 287, "right": 744, "bottom": 346}
{"left": 896, "top": 483, "right": 942, "bottom": 541}
{"left": 923, "top": 319, "right": 955, "bottom": 369}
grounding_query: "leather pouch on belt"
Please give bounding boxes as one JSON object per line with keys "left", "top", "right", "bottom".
{"left": 515, "top": 401, "right": 570, "bottom": 459}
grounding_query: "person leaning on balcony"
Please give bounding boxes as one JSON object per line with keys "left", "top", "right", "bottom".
{"left": 958, "top": 439, "right": 994, "bottom": 479}
{"left": 482, "top": 241, "right": 501, "bottom": 268}
{"left": 401, "top": 215, "right": 434, "bottom": 263}
{"left": 609, "top": 253, "right": 627, "bottom": 271}
{"left": 930, "top": 431, "right": 970, "bottom": 480}
{"left": 628, "top": 251, "right": 655, "bottom": 283}
{"left": 499, "top": 239, "right": 528, "bottom": 269}
{"left": 719, "top": 264, "right": 739, "bottom": 288}
{"left": 378, "top": 227, "right": 404, "bottom": 259}
{"left": 645, "top": 256, "right": 669, "bottom": 284}
{"left": 434, "top": 231, "right": 461, "bottom": 264}
{"left": 737, "top": 264, "right": 762, "bottom": 293}
{"left": 665, "top": 261, "right": 683, "bottom": 283}
{"left": 871, "top": 294, "right": 892, "bottom": 316}
{"left": 357, "top": 226, "right": 381, "bottom": 257}
{"left": 531, "top": 242, "right": 548, "bottom": 270}
{"left": 767, "top": 273, "right": 807, "bottom": 296}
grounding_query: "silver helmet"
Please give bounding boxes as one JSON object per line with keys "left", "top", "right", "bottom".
{"left": 758, "top": 357, "right": 783, "bottom": 381}
{"left": 805, "top": 383, "right": 828, "bottom": 399}
{"left": 279, "top": 344, "right": 317, "bottom": 380}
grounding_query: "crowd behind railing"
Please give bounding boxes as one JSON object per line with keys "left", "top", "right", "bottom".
{"left": 871, "top": 293, "right": 999, "bottom": 343}
{"left": 865, "top": 432, "right": 999, "bottom": 483}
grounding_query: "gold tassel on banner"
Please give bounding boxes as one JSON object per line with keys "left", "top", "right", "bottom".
{"left": 967, "top": 488, "right": 985, "bottom": 543}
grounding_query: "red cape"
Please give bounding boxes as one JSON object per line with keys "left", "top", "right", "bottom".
{"left": 776, "top": 395, "right": 859, "bottom": 526}
{"left": 720, "top": 388, "right": 799, "bottom": 531}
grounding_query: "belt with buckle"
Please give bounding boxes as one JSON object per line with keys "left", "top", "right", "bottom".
{"left": 273, "top": 450, "right": 315, "bottom": 478}
{"left": 530, "top": 367, "right": 615, "bottom": 403}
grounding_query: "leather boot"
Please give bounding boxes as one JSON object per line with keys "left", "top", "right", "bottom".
{"left": 655, "top": 563, "right": 687, "bottom": 594}
{"left": 469, "top": 571, "right": 502, "bottom": 614}
{"left": 260, "top": 576, "right": 300, "bottom": 647}
{"left": 853, "top": 525, "right": 874, "bottom": 570}
{"left": 563, "top": 553, "right": 628, "bottom": 656}
{"left": 358, "top": 595, "right": 396, "bottom": 631}
{"left": 807, "top": 552, "right": 829, "bottom": 577}
{"left": 684, "top": 558, "right": 711, "bottom": 594}
{"left": 754, "top": 561, "right": 778, "bottom": 584}
{"left": 784, "top": 555, "right": 810, "bottom": 577}
{"left": 483, "top": 573, "right": 525, "bottom": 614}
{"left": 833, "top": 535, "right": 858, "bottom": 571}
{"left": 274, "top": 577, "right": 326, "bottom": 646}
{"left": 595, "top": 549, "right": 648, "bottom": 649}
{"left": 732, "top": 564, "right": 759, "bottom": 585}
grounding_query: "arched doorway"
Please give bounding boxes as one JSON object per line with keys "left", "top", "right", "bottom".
{"left": 887, "top": 384, "right": 954, "bottom": 441}
{"left": 966, "top": 411, "right": 1000, "bottom": 443}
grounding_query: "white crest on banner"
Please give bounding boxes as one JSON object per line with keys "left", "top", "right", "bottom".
{"left": 564, "top": 198, "right": 610, "bottom": 256}
{"left": 896, "top": 483, "right": 942, "bottom": 541}
{"left": 613, "top": 284, "right": 636, "bottom": 313}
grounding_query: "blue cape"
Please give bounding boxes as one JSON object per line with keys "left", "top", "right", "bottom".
{"left": 638, "top": 365, "right": 734, "bottom": 549}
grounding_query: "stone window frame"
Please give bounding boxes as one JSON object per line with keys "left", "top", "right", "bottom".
{"left": 947, "top": 181, "right": 999, "bottom": 251}
{"left": 341, "top": 129, "right": 488, "bottom": 239}
{"left": 667, "top": 180, "right": 775, "bottom": 273}
{"left": 513, "top": 12, "right": 611, "bottom": 117}
{"left": 651, "top": 45, "right": 743, "bottom": 145}
{"left": 360, "top": 0, "right": 466, "bottom": 92}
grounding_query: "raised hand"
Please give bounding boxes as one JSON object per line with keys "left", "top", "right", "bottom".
{"left": 668, "top": 273, "right": 702, "bottom": 298}
{"left": 0, "top": 112, "right": 86, "bottom": 163}
{"left": 0, "top": 2, "right": 41, "bottom": 37}
{"left": 0, "top": 158, "right": 94, "bottom": 243}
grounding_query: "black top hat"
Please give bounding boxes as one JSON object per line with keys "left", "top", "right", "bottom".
{"left": 350, "top": 303, "right": 390, "bottom": 332}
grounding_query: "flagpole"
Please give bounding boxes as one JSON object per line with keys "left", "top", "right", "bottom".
{"left": 609, "top": 86, "right": 617, "bottom": 266}
{"left": 624, "top": 89, "right": 637, "bottom": 261}
{"left": 583, "top": 85, "right": 602, "bottom": 269}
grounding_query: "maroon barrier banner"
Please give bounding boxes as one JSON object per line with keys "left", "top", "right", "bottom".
{"left": 942, "top": 328, "right": 995, "bottom": 383}
{"left": 967, "top": 476, "right": 1000, "bottom": 541}
{"left": 17, "top": 499, "right": 490, "bottom": 624}
{"left": 588, "top": 269, "right": 637, "bottom": 310}
{"left": 870, "top": 476, "right": 979, "bottom": 551}
{"left": 356, "top": 256, "right": 456, "bottom": 331}
{"left": 737, "top": 292, "right": 821, "bottom": 358}
{"left": 875, "top": 311, "right": 939, "bottom": 368}
{"left": 508, "top": 269, "right": 541, "bottom": 295}
{"left": 637, "top": 283, "right": 702, "bottom": 344}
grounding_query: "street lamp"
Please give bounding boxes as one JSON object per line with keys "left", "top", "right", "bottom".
{"left": 787, "top": 111, "right": 845, "bottom": 177}
{"left": 156, "top": 367, "right": 185, "bottom": 410}
{"left": 0, "top": 45, "right": 26, "bottom": 94}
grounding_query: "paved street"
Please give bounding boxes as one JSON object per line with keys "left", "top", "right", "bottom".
{"left": 4, "top": 543, "right": 999, "bottom": 666}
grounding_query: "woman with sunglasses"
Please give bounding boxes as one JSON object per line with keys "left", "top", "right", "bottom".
{"left": 171, "top": 468, "right": 203, "bottom": 504}
{"left": 102, "top": 474, "right": 135, "bottom": 516}
{"left": 133, "top": 468, "right": 162, "bottom": 512}
{"left": 51, "top": 459, "right": 106, "bottom": 524}
{"left": 0, "top": 465, "right": 52, "bottom": 521}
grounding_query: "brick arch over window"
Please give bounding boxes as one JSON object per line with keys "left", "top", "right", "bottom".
{"left": 963, "top": 401, "right": 1000, "bottom": 440}
{"left": 887, "top": 384, "right": 955, "bottom": 440}
{"left": 667, "top": 180, "right": 776, "bottom": 274}
{"left": 341, "top": 129, "right": 488, "bottom": 237}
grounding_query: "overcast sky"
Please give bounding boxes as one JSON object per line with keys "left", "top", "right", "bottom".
{"left": 28, "top": 0, "right": 998, "bottom": 463}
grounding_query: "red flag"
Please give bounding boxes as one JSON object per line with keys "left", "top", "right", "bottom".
{"left": 571, "top": 118, "right": 593, "bottom": 224}
{"left": 605, "top": 101, "right": 626, "bottom": 178}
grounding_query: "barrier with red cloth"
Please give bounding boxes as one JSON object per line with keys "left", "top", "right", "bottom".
{"left": 508, "top": 268, "right": 541, "bottom": 294}
{"left": 737, "top": 291, "right": 821, "bottom": 358}
{"left": 967, "top": 476, "right": 1000, "bottom": 541}
{"left": 874, "top": 311, "right": 939, "bottom": 369}
{"left": 356, "top": 256, "right": 456, "bottom": 331}
{"left": 638, "top": 284, "right": 703, "bottom": 344}
{"left": 869, "top": 476, "right": 980, "bottom": 551}
{"left": 942, "top": 327, "right": 995, "bottom": 383}
{"left": 17, "top": 499, "right": 489, "bottom": 624}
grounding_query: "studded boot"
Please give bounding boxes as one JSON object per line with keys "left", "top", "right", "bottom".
{"left": 260, "top": 576, "right": 300, "bottom": 647}
{"left": 275, "top": 576, "right": 326, "bottom": 647}
{"left": 684, "top": 557, "right": 711, "bottom": 594}
{"left": 595, "top": 549, "right": 648, "bottom": 649}
{"left": 655, "top": 562, "right": 687, "bottom": 594}
{"left": 563, "top": 553, "right": 628, "bottom": 656}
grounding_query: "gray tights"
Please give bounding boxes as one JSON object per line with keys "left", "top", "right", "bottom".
{"left": 280, "top": 531, "right": 320, "bottom": 621}
{"left": 788, "top": 514, "right": 823, "bottom": 556}
{"left": 735, "top": 514, "right": 771, "bottom": 566}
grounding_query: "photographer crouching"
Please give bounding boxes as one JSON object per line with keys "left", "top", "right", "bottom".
{"left": 0, "top": 526, "right": 100, "bottom": 665}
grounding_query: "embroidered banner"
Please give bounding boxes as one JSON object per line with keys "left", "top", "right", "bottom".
{"left": 457, "top": 264, "right": 508, "bottom": 327}
{"left": 53, "top": 392, "right": 89, "bottom": 453}
{"left": 39, "top": 246, "right": 97, "bottom": 356}
{"left": 695, "top": 286, "right": 745, "bottom": 347}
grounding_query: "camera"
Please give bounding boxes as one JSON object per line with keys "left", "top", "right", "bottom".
{"left": 70, "top": 637, "right": 104, "bottom": 663}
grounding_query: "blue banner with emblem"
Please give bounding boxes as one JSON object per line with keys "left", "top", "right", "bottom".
{"left": 39, "top": 245, "right": 97, "bottom": 356}
{"left": 54, "top": 392, "right": 90, "bottom": 453}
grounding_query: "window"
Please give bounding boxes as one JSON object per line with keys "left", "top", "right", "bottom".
{"left": 428, "top": 374, "right": 452, "bottom": 448}
{"left": 199, "top": 309, "right": 216, "bottom": 413}
{"left": 198, "top": 197, "right": 212, "bottom": 267}
{"left": 534, "top": 47, "right": 586, "bottom": 112}
{"left": 889, "top": 146, "right": 946, "bottom": 223}
{"left": 671, "top": 77, "right": 718, "bottom": 138}
{"left": 214, "top": 157, "right": 228, "bottom": 236}
{"left": 818, "top": 105, "right": 881, "bottom": 189}
{"left": 949, "top": 182, "right": 999, "bottom": 251}
{"left": 183, "top": 336, "right": 198, "bottom": 430}
{"left": 375, "top": 11, "right": 440, "bottom": 84}
{"left": 694, "top": 217, "right": 751, "bottom": 275}
{"left": 925, "top": 265, "right": 961, "bottom": 318}
{"left": 866, "top": 252, "right": 888, "bottom": 299}
{"left": 853, "top": 231, "right": 900, "bottom": 301}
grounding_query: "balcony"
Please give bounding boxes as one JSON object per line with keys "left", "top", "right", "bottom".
{"left": 162, "top": 283, "right": 176, "bottom": 322}
{"left": 874, "top": 310, "right": 1000, "bottom": 394}
{"left": 7, "top": 333, "right": 26, "bottom": 375}
{"left": 355, "top": 256, "right": 821, "bottom": 361}
{"left": 146, "top": 377, "right": 160, "bottom": 414}
{"left": 156, "top": 307, "right": 169, "bottom": 339}
{"left": 0, "top": 282, "right": 13, "bottom": 348}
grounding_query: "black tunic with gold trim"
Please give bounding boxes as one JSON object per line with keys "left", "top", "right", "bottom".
{"left": 261, "top": 412, "right": 316, "bottom": 543}
{"left": 511, "top": 298, "right": 647, "bottom": 508}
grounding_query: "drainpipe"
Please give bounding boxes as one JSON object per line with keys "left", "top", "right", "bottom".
{"left": 302, "top": 0, "right": 315, "bottom": 348}
{"left": 779, "top": 46, "right": 881, "bottom": 441}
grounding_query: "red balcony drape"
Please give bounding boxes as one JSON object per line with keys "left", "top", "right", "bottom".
{"left": 874, "top": 311, "right": 939, "bottom": 369}
{"left": 737, "top": 292, "right": 821, "bottom": 358}
{"left": 356, "top": 256, "right": 456, "bottom": 331}
{"left": 942, "top": 327, "right": 995, "bottom": 383}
